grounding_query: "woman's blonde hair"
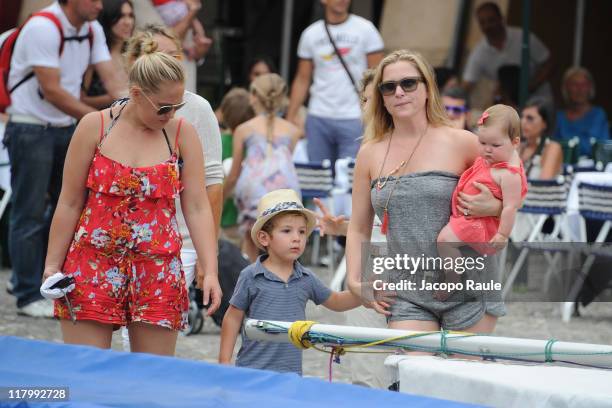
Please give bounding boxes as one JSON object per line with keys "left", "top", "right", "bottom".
{"left": 249, "top": 73, "right": 287, "bottom": 145}
{"left": 363, "top": 50, "right": 450, "bottom": 144}
{"left": 478, "top": 104, "right": 521, "bottom": 140}
{"left": 561, "top": 66, "right": 595, "bottom": 103}
{"left": 126, "top": 34, "right": 184, "bottom": 94}
{"left": 124, "top": 24, "right": 182, "bottom": 68}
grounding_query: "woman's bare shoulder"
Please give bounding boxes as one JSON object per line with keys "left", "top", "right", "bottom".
{"left": 357, "top": 138, "right": 383, "bottom": 162}
{"left": 543, "top": 139, "right": 563, "bottom": 154}
{"left": 77, "top": 110, "right": 106, "bottom": 144}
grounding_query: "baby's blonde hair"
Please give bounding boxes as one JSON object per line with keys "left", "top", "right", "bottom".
{"left": 127, "top": 34, "right": 184, "bottom": 93}
{"left": 478, "top": 104, "right": 521, "bottom": 140}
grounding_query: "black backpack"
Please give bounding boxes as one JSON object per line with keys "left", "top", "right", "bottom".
{"left": 191, "top": 239, "right": 247, "bottom": 329}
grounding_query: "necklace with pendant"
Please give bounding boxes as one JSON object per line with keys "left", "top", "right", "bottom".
{"left": 375, "top": 125, "right": 428, "bottom": 235}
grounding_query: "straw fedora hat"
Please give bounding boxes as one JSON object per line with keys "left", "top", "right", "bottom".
{"left": 251, "top": 189, "right": 317, "bottom": 250}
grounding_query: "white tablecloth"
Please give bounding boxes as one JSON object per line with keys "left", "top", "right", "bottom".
{"left": 385, "top": 355, "right": 612, "bottom": 408}
{"left": 566, "top": 172, "right": 612, "bottom": 241}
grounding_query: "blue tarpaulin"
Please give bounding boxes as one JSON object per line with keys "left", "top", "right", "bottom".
{"left": 0, "top": 336, "right": 477, "bottom": 407}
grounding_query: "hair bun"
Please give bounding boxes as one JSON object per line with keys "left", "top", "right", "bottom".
{"left": 141, "top": 38, "right": 159, "bottom": 55}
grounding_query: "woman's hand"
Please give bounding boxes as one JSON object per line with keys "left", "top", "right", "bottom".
{"left": 43, "top": 265, "right": 61, "bottom": 282}
{"left": 313, "top": 198, "right": 348, "bottom": 237}
{"left": 362, "top": 287, "right": 395, "bottom": 316}
{"left": 202, "top": 274, "right": 222, "bottom": 316}
{"left": 457, "top": 181, "right": 502, "bottom": 218}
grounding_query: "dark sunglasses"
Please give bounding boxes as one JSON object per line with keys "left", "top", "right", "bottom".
{"left": 142, "top": 92, "right": 186, "bottom": 115}
{"left": 378, "top": 77, "right": 423, "bottom": 95}
{"left": 445, "top": 105, "right": 468, "bottom": 115}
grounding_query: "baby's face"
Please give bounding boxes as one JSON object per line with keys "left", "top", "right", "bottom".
{"left": 477, "top": 125, "right": 518, "bottom": 164}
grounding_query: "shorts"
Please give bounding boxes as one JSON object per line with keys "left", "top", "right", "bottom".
{"left": 388, "top": 268, "right": 506, "bottom": 330}
{"left": 54, "top": 246, "right": 189, "bottom": 331}
{"left": 181, "top": 248, "right": 197, "bottom": 288}
{"left": 388, "top": 298, "right": 506, "bottom": 330}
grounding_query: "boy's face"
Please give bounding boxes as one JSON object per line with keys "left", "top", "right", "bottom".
{"left": 258, "top": 214, "right": 308, "bottom": 263}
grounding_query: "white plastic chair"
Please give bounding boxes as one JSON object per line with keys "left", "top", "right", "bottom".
{"left": 562, "top": 182, "right": 612, "bottom": 322}
{"left": 295, "top": 160, "right": 335, "bottom": 273}
{"left": 502, "top": 178, "right": 570, "bottom": 299}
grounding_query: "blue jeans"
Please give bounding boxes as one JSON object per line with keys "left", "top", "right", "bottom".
{"left": 305, "top": 114, "right": 362, "bottom": 166}
{"left": 3, "top": 122, "right": 74, "bottom": 308}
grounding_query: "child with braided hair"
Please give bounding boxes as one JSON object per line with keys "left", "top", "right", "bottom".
{"left": 223, "top": 74, "right": 302, "bottom": 261}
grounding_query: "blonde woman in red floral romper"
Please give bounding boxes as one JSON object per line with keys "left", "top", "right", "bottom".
{"left": 43, "top": 44, "right": 221, "bottom": 356}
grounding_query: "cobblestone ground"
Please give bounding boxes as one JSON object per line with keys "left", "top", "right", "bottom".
{"left": 1, "top": 266, "right": 611, "bottom": 385}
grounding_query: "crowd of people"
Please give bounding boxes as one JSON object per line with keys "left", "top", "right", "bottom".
{"left": 0, "top": 0, "right": 610, "bottom": 390}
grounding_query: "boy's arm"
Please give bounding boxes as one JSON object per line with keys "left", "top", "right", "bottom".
{"left": 495, "top": 171, "right": 523, "bottom": 238}
{"left": 219, "top": 305, "right": 245, "bottom": 364}
{"left": 322, "top": 290, "right": 361, "bottom": 312}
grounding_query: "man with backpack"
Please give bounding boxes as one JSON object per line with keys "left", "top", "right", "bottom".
{"left": 2, "top": 0, "right": 122, "bottom": 317}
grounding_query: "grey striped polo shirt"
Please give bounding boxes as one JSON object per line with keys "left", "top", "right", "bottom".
{"left": 231, "top": 255, "right": 332, "bottom": 375}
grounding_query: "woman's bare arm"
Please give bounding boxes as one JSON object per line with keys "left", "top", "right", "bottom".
{"left": 539, "top": 141, "right": 563, "bottom": 180}
{"left": 345, "top": 144, "right": 395, "bottom": 315}
{"left": 179, "top": 121, "right": 222, "bottom": 314}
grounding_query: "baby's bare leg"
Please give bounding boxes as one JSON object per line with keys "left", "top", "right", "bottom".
{"left": 435, "top": 225, "right": 465, "bottom": 301}
{"left": 437, "top": 224, "right": 464, "bottom": 259}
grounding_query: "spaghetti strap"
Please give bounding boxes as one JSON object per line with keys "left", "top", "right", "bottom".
{"left": 491, "top": 160, "right": 523, "bottom": 175}
{"left": 174, "top": 118, "right": 183, "bottom": 153}
{"left": 98, "top": 111, "right": 104, "bottom": 142}
{"left": 162, "top": 129, "right": 172, "bottom": 155}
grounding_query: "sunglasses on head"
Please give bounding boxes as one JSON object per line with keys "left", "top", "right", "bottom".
{"left": 142, "top": 92, "right": 186, "bottom": 115}
{"left": 378, "top": 77, "right": 423, "bottom": 96}
{"left": 444, "top": 105, "right": 468, "bottom": 115}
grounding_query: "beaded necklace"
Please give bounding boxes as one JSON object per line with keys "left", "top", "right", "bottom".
{"left": 375, "top": 125, "right": 428, "bottom": 234}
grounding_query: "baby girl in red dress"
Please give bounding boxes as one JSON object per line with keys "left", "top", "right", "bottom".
{"left": 437, "top": 104, "right": 527, "bottom": 268}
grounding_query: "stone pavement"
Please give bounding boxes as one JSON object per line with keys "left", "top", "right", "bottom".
{"left": 1, "top": 266, "right": 611, "bottom": 385}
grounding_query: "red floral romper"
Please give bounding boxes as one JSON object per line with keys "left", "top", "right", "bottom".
{"left": 54, "top": 105, "right": 189, "bottom": 330}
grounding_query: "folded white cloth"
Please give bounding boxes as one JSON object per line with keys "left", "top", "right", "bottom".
{"left": 40, "top": 272, "right": 75, "bottom": 299}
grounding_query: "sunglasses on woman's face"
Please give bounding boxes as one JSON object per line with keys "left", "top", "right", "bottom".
{"left": 378, "top": 77, "right": 423, "bottom": 96}
{"left": 444, "top": 105, "right": 468, "bottom": 115}
{"left": 142, "top": 92, "right": 186, "bottom": 115}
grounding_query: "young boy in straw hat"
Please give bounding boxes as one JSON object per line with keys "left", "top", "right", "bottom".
{"left": 219, "top": 189, "right": 360, "bottom": 375}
